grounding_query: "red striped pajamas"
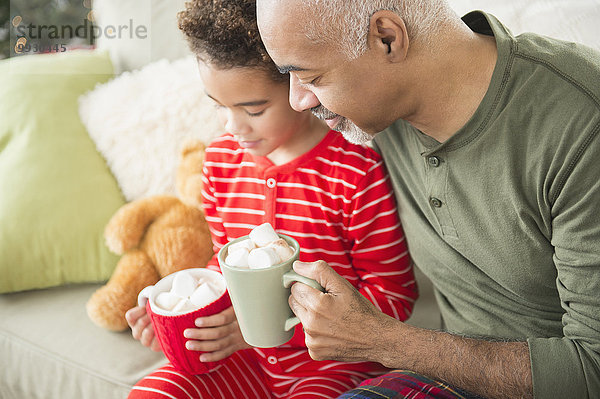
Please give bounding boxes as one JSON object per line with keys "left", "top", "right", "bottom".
{"left": 131, "top": 349, "right": 373, "bottom": 398}
{"left": 129, "top": 130, "right": 417, "bottom": 398}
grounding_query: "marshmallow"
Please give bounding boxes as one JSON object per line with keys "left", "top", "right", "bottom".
{"left": 249, "top": 223, "right": 280, "bottom": 247}
{"left": 155, "top": 291, "right": 181, "bottom": 311}
{"left": 172, "top": 298, "right": 198, "bottom": 313}
{"left": 266, "top": 239, "right": 294, "bottom": 263}
{"left": 171, "top": 271, "right": 197, "bottom": 298}
{"left": 152, "top": 270, "right": 225, "bottom": 314}
{"left": 247, "top": 247, "right": 281, "bottom": 269}
{"left": 225, "top": 247, "right": 250, "bottom": 268}
{"left": 228, "top": 238, "right": 256, "bottom": 253}
{"left": 190, "top": 282, "right": 221, "bottom": 308}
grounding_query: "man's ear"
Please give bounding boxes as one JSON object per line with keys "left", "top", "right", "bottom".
{"left": 367, "top": 10, "right": 409, "bottom": 63}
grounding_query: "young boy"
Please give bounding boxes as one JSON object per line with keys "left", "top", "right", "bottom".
{"left": 126, "top": 0, "right": 418, "bottom": 397}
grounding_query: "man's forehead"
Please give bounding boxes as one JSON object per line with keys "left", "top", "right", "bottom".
{"left": 257, "top": 0, "right": 298, "bottom": 22}
{"left": 257, "top": 0, "right": 314, "bottom": 36}
{"left": 256, "top": 2, "right": 321, "bottom": 72}
{"left": 256, "top": 0, "right": 302, "bottom": 15}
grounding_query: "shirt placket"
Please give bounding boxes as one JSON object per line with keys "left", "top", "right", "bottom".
{"left": 423, "top": 150, "right": 458, "bottom": 238}
{"left": 264, "top": 171, "right": 278, "bottom": 226}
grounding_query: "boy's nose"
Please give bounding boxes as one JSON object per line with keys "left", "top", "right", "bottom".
{"left": 224, "top": 112, "right": 249, "bottom": 136}
{"left": 288, "top": 74, "right": 321, "bottom": 112}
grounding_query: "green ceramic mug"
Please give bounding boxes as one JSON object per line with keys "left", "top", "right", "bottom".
{"left": 218, "top": 234, "right": 324, "bottom": 348}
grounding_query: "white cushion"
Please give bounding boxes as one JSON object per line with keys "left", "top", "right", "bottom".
{"left": 0, "top": 284, "right": 166, "bottom": 399}
{"left": 78, "top": 56, "right": 222, "bottom": 202}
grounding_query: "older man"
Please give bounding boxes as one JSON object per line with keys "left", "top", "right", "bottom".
{"left": 256, "top": 1, "right": 600, "bottom": 398}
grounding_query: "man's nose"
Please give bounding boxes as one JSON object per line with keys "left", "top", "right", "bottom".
{"left": 288, "top": 74, "right": 321, "bottom": 112}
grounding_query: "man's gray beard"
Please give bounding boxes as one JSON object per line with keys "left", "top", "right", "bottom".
{"left": 336, "top": 118, "right": 373, "bottom": 144}
{"left": 310, "top": 105, "right": 373, "bottom": 144}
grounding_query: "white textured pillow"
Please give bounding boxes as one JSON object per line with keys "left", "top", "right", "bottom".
{"left": 79, "top": 56, "right": 222, "bottom": 202}
{"left": 447, "top": 0, "right": 600, "bottom": 51}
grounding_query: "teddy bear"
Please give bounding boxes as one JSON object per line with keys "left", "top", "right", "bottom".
{"left": 86, "top": 140, "right": 214, "bottom": 331}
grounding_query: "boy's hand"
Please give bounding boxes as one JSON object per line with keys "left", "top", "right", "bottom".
{"left": 184, "top": 306, "right": 252, "bottom": 362}
{"left": 125, "top": 305, "right": 162, "bottom": 352}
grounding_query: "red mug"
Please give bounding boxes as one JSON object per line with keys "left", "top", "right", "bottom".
{"left": 137, "top": 268, "right": 231, "bottom": 374}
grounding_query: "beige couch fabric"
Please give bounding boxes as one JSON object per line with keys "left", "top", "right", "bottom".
{"left": 0, "top": 284, "right": 166, "bottom": 399}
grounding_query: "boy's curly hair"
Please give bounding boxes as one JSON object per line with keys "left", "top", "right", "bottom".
{"left": 178, "top": 0, "right": 286, "bottom": 82}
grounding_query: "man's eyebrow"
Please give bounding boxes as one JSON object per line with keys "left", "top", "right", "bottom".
{"left": 277, "top": 65, "right": 308, "bottom": 74}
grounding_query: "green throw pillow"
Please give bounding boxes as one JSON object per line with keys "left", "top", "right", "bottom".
{"left": 0, "top": 50, "right": 124, "bottom": 293}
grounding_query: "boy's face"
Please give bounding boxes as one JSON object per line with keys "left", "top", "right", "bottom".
{"left": 198, "top": 63, "right": 314, "bottom": 160}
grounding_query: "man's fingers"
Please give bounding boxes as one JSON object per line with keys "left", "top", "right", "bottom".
{"left": 288, "top": 290, "right": 309, "bottom": 319}
{"left": 292, "top": 260, "right": 351, "bottom": 294}
{"left": 290, "top": 260, "right": 354, "bottom": 318}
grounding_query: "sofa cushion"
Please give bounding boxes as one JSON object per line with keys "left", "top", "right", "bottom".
{"left": 0, "top": 50, "right": 124, "bottom": 293}
{"left": 78, "top": 56, "right": 222, "bottom": 201}
{"left": 0, "top": 283, "right": 166, "bottom": 399}
{"left": 447, "top": 0, "right": 600, "bottom": 50}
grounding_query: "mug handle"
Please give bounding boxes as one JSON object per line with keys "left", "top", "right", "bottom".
{"left": 282, "top": 270, "right": 325, "bottom": 331}
{"left": 137, "top": 285, "right": 154, "bottom": 307}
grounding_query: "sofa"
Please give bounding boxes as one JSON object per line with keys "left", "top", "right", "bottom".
{"left": 1, "top": 1, "right": 598, "bottom": 398}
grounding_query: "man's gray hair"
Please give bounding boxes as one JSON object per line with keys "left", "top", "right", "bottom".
{"left": 302, "top": 0, "right": 455, "bottom": 59}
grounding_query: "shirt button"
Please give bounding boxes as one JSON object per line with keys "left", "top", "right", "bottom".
{"left": 266, "top": 178, "right": 276, "bottom": 188}
{"left": 430, "top": 197, "right": 443, "bottom": 208}
{"left": 267, "top": 355, "right": 278, "bottom": 364}
{"left": 427, "top": 156, "right": 441, "bottom": 167}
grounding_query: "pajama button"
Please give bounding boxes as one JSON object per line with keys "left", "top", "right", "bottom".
{"left": 267, "top": 356, "right": 278, "bottom": 364}
{"left": 266, "top": 178, "right": 276, "bottom": 188}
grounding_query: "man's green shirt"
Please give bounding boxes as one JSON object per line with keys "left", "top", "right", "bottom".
{"left": 373, "top": 11, "right": 600, "bottom": 398}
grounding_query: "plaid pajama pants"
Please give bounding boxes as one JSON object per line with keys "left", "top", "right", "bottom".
{"left": 336, "top": 370, "right": 486, "bottom": 399}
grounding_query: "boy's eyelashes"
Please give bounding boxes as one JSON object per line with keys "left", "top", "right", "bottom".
{"left": 212, "top": 103, "right": 266, "bottom": 117}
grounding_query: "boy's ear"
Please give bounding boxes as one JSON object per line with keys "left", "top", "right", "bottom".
{"left": 367, "top": 10, "right": 409, "bottom": 63}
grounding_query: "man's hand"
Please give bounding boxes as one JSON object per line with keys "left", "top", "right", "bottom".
{"left": 288, "top": 260, "right": 533, "bottom": 399}
{"left": 288, "top": 260, "right": 399, "bottom": 363}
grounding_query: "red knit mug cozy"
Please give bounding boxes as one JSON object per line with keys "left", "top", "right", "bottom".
{"left": 138, "top": 268, "right": 232, "bottom": 374}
